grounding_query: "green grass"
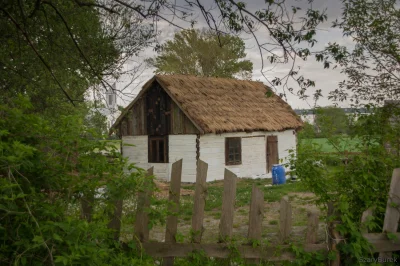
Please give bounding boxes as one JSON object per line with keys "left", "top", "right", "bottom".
{"left": 261, "top": 181, "right": 308, "bottom": 202}
{"left": 300, "top": 137, "right": 362, "bottom": 153}
{"left": 179, "top": 178, "right": 309, "bottom": 218}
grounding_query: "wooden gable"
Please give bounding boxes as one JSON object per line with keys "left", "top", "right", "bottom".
{"left": 120, "top": 81, "right": 199, "bottom": 137}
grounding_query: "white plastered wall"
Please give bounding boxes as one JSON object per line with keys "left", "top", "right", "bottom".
{"left": 199, "top": 130, "right": 296, "bottom": 181}
{"left": 122, "top": 129, "right": 296, "bottom": 183}
{"left": 122, "top": 135, "right": 197, "bottom": 182}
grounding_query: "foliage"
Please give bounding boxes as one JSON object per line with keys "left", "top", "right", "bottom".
{"left": 298, "top": 122, "right": 316, "bottom": 140}
{"left": 0, "top": 0, "right": 153, "bottom": 113}
{"left": 148, "top": 28, "right": 253, "bottom": 79}
{"left": 0, "top": 96, "right": 155, "bottom": 265}
{"left": 318, "top": 0, "right": 400, "bottom": 103}
{"left": 290, "top": 104, "right": 400, "bottom": 265}
{"left": 2, "top": 0, "right": 328, "bottom": 104}
{"left": 314, "top": 106, "right": 350, "bottom": 137}
{"left": 84, "top": 102, "right": 109, "bottom": 138}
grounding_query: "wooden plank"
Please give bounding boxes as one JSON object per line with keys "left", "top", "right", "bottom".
{"left": 363, "top": 233, "right": 400, "bottom": 252}
{"left": 134, "top": 102, "right": 139, "bottom": 135}
{"left": 328, "top": 202, "right": 341, "bottom": 266}
{"left": 306, "top": 211, "right": 319, "bottom": 244}
{"left": 360, "top": 207, "right": 375, "bottom": 234}
{"left": 107, "top": 199, "right": 123, "bottom": 241}
{"left": 80, "top": 193, "right": 94, "bottom": 222}
{"left": 132, "top": 105, "right": 138, "bottom": 135}
{"left": 141, "top": 97, "right": 147, "bottom": 135}
{"left": 171, "top": 103, "right": 180, "bottom": 134}
{"left": 279, "top": 196, "right": 292, "bottom": 243}
{"left": 219, "top": 169, "right": 237, "bottom": 241}
{"left": 169, "top": 101, "right": 199, "bottom": 135}
{"left": 379, "top": 168, "right": 400, "bottom": 259}
{"left": 170, "top": 101, "right": 175, "bottom": 134}
{"left": 156, "top": 78, "right": 204, "bottom": 134}
{"left": 248, "top": 184, "right": 264, "bottom": 241}
{"left": 191, "top": 160, "right": 208, "bottom": 243}
{"left": 137, "top": 242, "right": 327, "bottom": 259}
{"left": 247, "top": 184, "right": 264, "bottom": 265}
{"left": 127, "top": 115, "right": 133, "bottom": 135}
{"left": 183, "top": 115, "right": 199, "bottom": 134}
{"left": 164, "top": 159, "right": 183, "bottom": 266}
{"left": 121, "top": 120, "right": 128, "bottom": 136}
{"left": 134, "top": 167, "right": 154, "bottom": 242}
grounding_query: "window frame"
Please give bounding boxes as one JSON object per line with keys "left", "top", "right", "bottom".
{"left": 225, "top": 137, "right": 242, "bottom": 165}
{"left": 148, "top": 135, "right": 169, "bottom": 163}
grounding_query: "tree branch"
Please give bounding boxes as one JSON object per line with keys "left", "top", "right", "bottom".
{"left": 0, "top": 7, "right": 76, "bottom": 106}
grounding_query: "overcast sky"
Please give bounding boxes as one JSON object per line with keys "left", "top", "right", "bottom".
{"left": 116, "top": 0, "right": 353, "bottom": 110}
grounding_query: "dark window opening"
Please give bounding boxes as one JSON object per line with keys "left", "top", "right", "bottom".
{"left": 225, "top": 137, "right": 241, "bottom": 165}
{"left": 148, "top": 136, "right": 168, "bottom": 163}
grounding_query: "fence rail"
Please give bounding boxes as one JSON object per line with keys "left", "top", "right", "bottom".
{"left": 82, "top": 160, "right": 400, "bottom": 265}
{"left": 128, "top": 159, "right": 329, "bottom": 265}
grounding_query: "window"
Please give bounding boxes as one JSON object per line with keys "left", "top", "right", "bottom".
{"left": 225, "top": 137, "right": 241, "bottom": 165}
{"left": 148, "top": 136, "right": 168, "bottom": 163}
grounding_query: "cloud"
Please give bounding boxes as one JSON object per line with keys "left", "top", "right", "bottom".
{"left": 117, "top": 0, "right": 353, "bottom": 109}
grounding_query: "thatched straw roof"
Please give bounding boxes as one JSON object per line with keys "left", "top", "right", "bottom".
{"left": 113, "top": 75, "right": 303, "bottom": 134}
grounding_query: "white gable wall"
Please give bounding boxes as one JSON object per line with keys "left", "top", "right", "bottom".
{"left": 168, "top": 135, "right": 197, "bottom": 182}
{"left": 199, "top": 130, "right": 296, "bottom": 181}
{"left": 122, "top": 135, "right": 197, "bottom": 182}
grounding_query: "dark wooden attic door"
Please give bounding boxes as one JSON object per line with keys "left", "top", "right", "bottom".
{"left": 146, "top": 83, "right": 171, "bottom": 136}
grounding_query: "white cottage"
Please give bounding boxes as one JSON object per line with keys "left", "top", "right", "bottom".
{"left": 110, "top": 75, "right": 303, "bottom": 182}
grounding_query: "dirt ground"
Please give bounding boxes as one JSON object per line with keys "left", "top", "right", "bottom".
{"left": 153, "top": 180, "right": 194, "bottom": 198}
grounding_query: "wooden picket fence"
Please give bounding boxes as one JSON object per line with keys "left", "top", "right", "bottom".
{"left": 82, "top": 161, "right": 400, "bottom": 265}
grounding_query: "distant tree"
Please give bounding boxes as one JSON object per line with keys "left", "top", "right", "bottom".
{"left": 298, "top": 122, "right": 316, "bottom": 140}
{"left": 148, "top": 29, "right": 253, "bottom": 79}
{"left": 315, "top": 106, "right": 349, "bottom": 137}
{"left": 84, "top": 103, "right": 108, "bottom": 138}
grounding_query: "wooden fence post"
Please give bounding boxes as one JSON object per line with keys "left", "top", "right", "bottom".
{"left": 328, "top": 202, "right": 341, "bottom": 266}
{"left": 379, "top": 168, "right": 400, "bottom": 259}
{"left": 219, "top": 169, "right": 237, "bottom": 241}
{"left": 134, "top": 167, "right": 154, "bottom": 242}
{"left": 247, "top": 184, "right": 264, "bottom": 265}
{"left": 191, "top": 160, "right": 208, "bottom": 243}
{"left": 279, "top": 196, "right": 292, "bottom": 243}
{"left": 164, "top": 159, "right": 183, "bottom": 266}
{"left": 306, "top": 211, "right": 319, "bottom": 244}
{"left": 360, "top": 207, "right": 375, "bottom": 234}
{"left": 80, "top": 192, "right": 94, "bottom": 222}
{"left": 108, "top": 199, "right": 123, "bottom": 241}
{"left": 248, "top": 184, "right": 264, "bottom": 241}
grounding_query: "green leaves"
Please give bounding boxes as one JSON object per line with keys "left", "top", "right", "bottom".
{"left": 150, "top": 28, "right": 253, "bottom": 79}
{"left": 0, "top": 97, "right": 154, "bottom": 265}
{"left": 324, "top": 0, "right": 400, "bottom": 103}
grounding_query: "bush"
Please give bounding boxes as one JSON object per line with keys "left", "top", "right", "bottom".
{"left": 0, "top": 97, "right": 153, "bottom": 265}
{"left": 289, "top": 106, "right": 400, "bottom": 265}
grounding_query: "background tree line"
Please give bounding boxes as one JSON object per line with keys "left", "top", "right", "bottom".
{"left": 298, "top": 106, "right": 356, "bottom": 139}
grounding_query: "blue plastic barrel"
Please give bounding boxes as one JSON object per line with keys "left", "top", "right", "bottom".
{"left": 272, "top": 164, "right": 286, "bottom": 185}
